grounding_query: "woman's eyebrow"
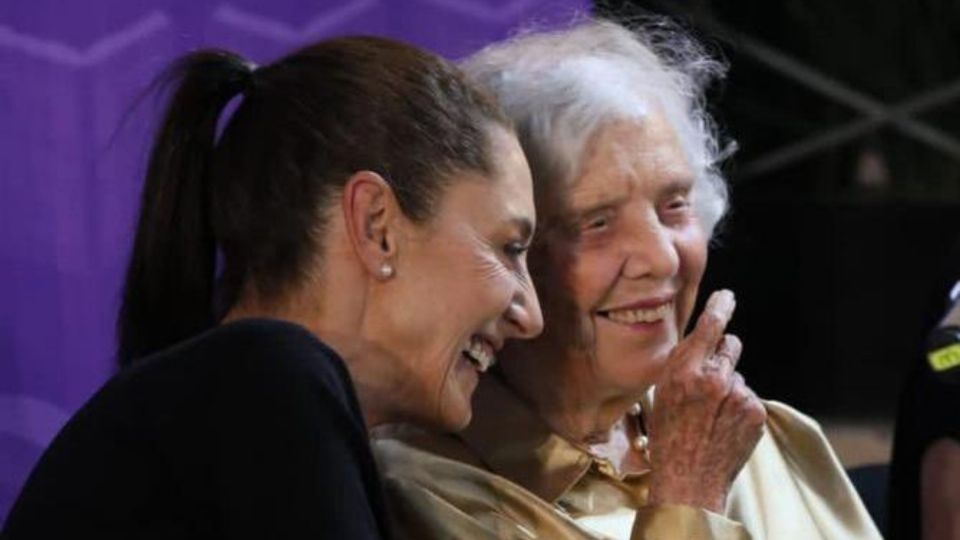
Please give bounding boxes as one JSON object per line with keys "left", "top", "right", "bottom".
{"left": 569, "top": 193, "right": 629, "bottom": 217}
{"left": 661, "top": 177, "right": 695, "bottom": 195}
{"left": 508, "top": 216, "right": 534, "bottom": 242}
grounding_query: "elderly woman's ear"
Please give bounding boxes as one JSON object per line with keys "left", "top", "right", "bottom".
{"left": 342, "top": 171, "right": 401, "bottom": 280}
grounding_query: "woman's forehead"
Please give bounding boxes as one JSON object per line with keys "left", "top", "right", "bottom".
{"left": 569, "top": 118, "right": 693, "bottom": 200}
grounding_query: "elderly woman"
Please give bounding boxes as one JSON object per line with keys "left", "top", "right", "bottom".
{"left": 4, "top": 37, "right": 541, "bottom": 538}
{"left": 374, "top": 20, "right": 882, "bottom": 539}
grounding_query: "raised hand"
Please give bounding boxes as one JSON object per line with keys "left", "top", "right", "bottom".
{"left": 646, "top": 290, "right": 766, "bottom": 513}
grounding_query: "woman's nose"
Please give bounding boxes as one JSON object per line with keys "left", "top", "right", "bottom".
{"left": 504, "top": 278, "right": 544, "bottom": 340}
{"left": 622, "top": 220, "right": 680, "bottom": 280}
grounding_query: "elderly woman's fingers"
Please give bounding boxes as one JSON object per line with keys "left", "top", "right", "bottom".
{"left": 709, "top": 333, "right": 743, "bottom": 372}
{"left": 692, "top": 335, "right": 741, "bottom": 403}
{"left": 650, "top": 314, "right": 762, "bottom": 513}
{"left": 716, "top": 372, "right": 766, "bottom": 447}
{"left": 660, "top": 335, "right": 739, "bottom": 412}
{"left": 686, "top": 290, "right": 735, "bottom": 360}
{"left": 647, "top": 367, "right": 765, "bottom": 512}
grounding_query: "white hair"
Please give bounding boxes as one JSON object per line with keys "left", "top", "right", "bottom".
{"left": 461, "top": 18, "right": 733, "bottom": 235}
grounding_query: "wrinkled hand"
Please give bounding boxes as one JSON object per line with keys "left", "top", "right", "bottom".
{"left": 646, "top": 290, "right": 766, "bottom": 514}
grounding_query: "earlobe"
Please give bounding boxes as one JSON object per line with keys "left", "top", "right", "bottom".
{"left": 342, "top": 171, "right": 399, "bottom": 280}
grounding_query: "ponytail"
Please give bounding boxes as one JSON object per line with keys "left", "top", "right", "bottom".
{"left": 119, "top": 37, "right": 510, "bottom": 366}
{"left": 117, "top": 50, "right": 254, "bottom": 366}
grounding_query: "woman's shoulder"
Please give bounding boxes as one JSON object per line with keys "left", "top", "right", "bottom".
{"left": 761, "top": 400, "right": 826, "bottom": 438}
{"left": 122, "top": 318, "right": 356, "bottom": 405}
{"left": 77, "top": 318, "right": 367, "bottom": 456}
{"left": 752, "top": 399, "right": 853, "bottom": 483}
{"left": 727, "top": 399, "right": 883, "bottom": 539}
{"left": 741, "top": 399, "right": 847, "bottom": 487}
{"left": 140, "top": 318, "right": 344, "bottom": 373}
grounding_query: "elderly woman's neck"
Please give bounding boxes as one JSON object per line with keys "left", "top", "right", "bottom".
{"left": 556, "top": 395, "right": 639, "bottom": 446}
{"left": 501, "top": 361, "right": 645, "bottom": 445}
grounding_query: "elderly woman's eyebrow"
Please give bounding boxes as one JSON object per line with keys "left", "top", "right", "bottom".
{"left": 661, "top": 177, "right": 695, "bottom": 196}
{"left": 570, "top": 193, "right": 630, "bottom": 217}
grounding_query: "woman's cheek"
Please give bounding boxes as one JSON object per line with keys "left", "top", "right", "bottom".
{"left": 572, "top": 251, "right": 621, "bottom": 303}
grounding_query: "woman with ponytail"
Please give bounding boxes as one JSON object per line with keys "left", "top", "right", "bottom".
{"left": 3, "top": 36, "right": 542, "bottom": 539}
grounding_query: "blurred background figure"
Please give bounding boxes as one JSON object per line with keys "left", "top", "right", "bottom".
{"left": 889, "top": 238, "right": 960, "bottom": 540}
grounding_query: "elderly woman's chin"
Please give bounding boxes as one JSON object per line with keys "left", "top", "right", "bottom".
{"left": 596, "top": 342, "right": 674, "bottom": 393}
{"left": 592, "top": 315, "right": 682, "bottom": 391}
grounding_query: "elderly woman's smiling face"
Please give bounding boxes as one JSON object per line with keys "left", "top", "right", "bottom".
{"left": 526, "top": 112, "right": 708, "bottom": 395}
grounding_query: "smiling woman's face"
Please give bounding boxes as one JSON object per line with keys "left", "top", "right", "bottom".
{"left": 378, "top": 126, "right": 543, "bottom": 431}
{"left": 522, "top": 113, "right": 708, "bottom": 395}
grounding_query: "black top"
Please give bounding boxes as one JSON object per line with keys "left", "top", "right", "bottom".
{"left": 2, "top": 319, "right": 389, "bottom": 539}
{"left": 888, "top": 358, "right": 960, "bottom": 540}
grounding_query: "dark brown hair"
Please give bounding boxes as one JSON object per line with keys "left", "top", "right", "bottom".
{"left": 117, "top": 36, "right": 510, "bottom": 366}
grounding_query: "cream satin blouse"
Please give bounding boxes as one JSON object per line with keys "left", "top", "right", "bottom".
{"left": 373, "top": 376, "right": 882, "bottom": 539}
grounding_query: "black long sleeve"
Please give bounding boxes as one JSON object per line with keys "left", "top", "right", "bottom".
{"left": 3, "top": 319, "right": 389, "bottom": 539}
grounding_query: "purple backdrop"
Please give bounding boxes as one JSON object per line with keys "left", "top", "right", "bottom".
{"left": 0, "top": 0, "right": 588, "bottom": 523}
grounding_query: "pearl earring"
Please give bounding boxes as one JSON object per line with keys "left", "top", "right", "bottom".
{"left": 380, "top": 262, "right": 394, "bottom": 278}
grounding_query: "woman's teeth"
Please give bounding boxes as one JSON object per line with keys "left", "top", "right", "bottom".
{"left": 604, "top": 303, "right": 671, "bottom": 325}
{"left": 463, "top": 336, "right": 495, "bottom": 373}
